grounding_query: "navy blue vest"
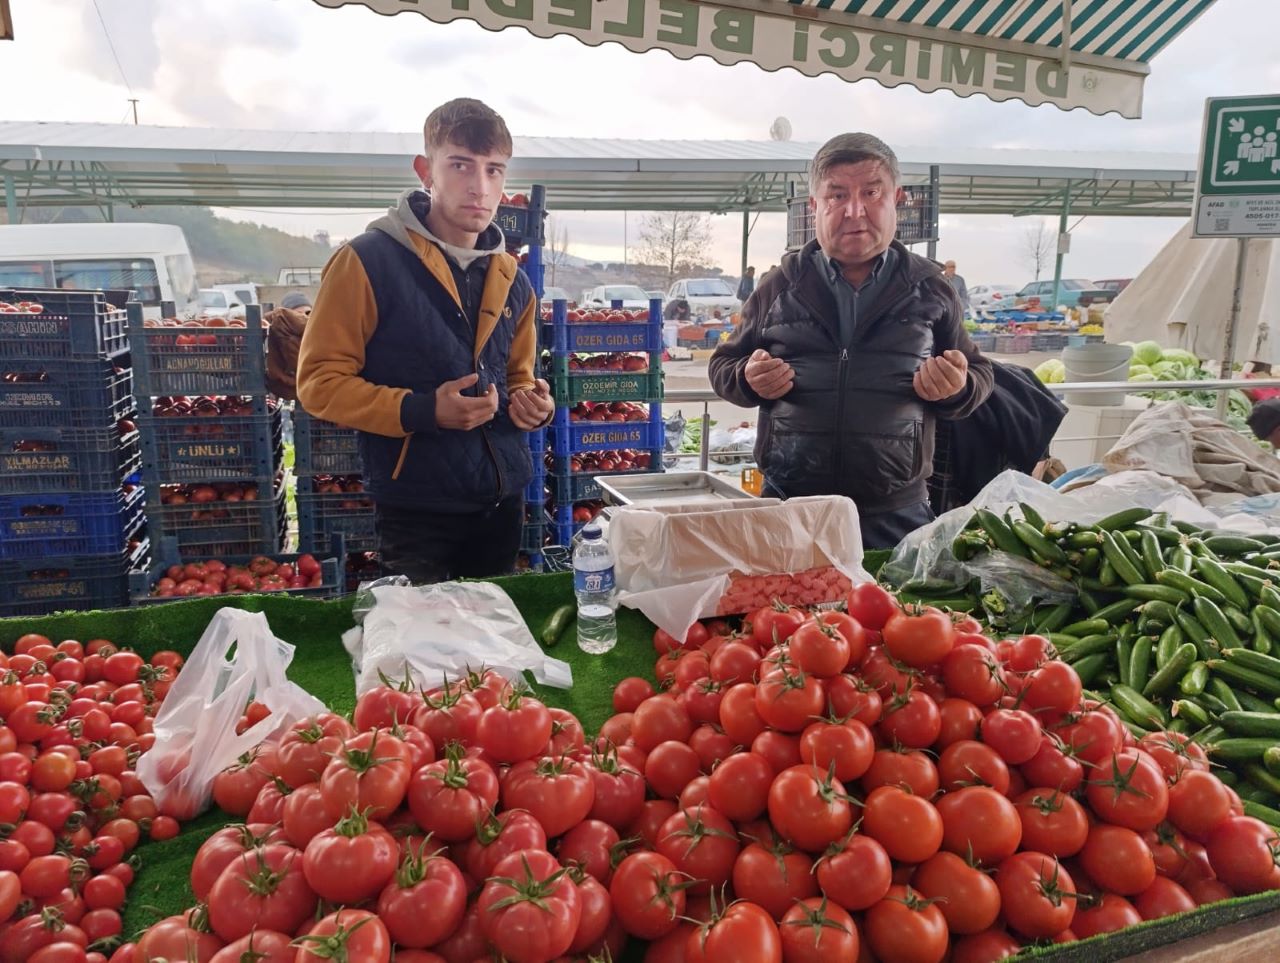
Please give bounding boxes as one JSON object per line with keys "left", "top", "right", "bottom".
{"left": 349, "top": 230, "right": 534, "bottom": 512}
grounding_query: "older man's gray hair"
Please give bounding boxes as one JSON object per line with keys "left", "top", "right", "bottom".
{"left": 811, "top": 133, "right": 900, "bottom": 188}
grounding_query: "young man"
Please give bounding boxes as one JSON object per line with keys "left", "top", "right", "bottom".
{"left": 709, "top": 132, "right": 992, "bottom": 549}
{"left": 296, "top": 98, "right": 554, "bottom": 583}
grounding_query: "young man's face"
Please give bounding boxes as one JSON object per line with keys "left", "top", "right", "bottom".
{"left": 811, "top": 160, "right": 904, "bottom": 268}
{"left": 414, "top": 142, "right": 509, "bottom": 238}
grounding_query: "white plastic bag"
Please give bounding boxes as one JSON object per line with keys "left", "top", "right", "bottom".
{"left": 611, "top": 496, "right": 869, "bottom": 640}
{"left": 136, "top": 608, "right": 325, "bottom": 819}
{"left": 346, "top": 578, "right": 572, "bottom": 696}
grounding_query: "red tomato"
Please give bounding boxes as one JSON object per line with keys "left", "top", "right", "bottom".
{"left": 815, "top": 833, "right": 892, "bottom": 911}
{"left": 936, "top": 786, "right": 1022, "bottom": 865}
{"left": 865, "top": 885, "right": 948, "bottom": 963}
{"left": 882, "top": 607, "right": 955, "bottom": 668}
{"left": 980, "top": 708, "right": 1042, "bottom": 765}
{"left": 685, "top": 900, "right": 782, "bottom": 963}
{"left": 937, "top": 739, "right": 1010, "bottom": 795}
{"left": 208, "top": 931, "right": 294, "bottom": 963}
{"left": 798, "top": 719, "right": 874, "bottom": 782}
{"left": 610, "top": 851, "right": 686, "bottom": 939}
{"left": 862, "top": 785, "right": 943, "bottom": 865}
{"left": 502, "top": 755, "right": 596, "bottom": 837}
{"left": 767, "top": 766, "right": 853, "bottom": 854}
{"left": 275, "top": 714, "right": 354, "bottom": 789}
{"left": 847, "top": 583, "right": 897, "bottom": 631}
{"left": 612, "top": 677, "right": 654, "bottom": 713}
{"left": 585, "top": 748, "right": 646, "bottom": 830}
{"left": 478, "top": 849, "right": 580, "bottom": 961}
{"left": 1134, "top": 876, "right": 1198, "bottom": 920}
{"left": 719, "top": 683, "right": 766, "bottom": 746}
{"left": 707, "top": 752, "right": 773, "bottom": 823}
{"left": 643, "top": 741, "right": 703, "bottom": 801}
{"left": 878, "top": 688, "right": 941, "bottom": 748}
{"left": 751, "top": 601, "right": 806, "bottom": 648}
{"left": 1084, "top": 749, "right": 1169, "bottom": 832}
{"left": 406, "top": 754, "right": 499, "bottom": 842}
{"left": 1205, "top": 816, "right": 1280, "bottom": 894}
{"left": 1072, "top": 893, "right": 1143, "bottom": 939}
{"left": 912, "top": 850, "right": 1001, "bottom": 935}
{"left": 755, "top": 669, "right": 825, "bottom": 733}
{"left": 777, "top": 896, "right": 858, "bottom": 962}
{"left": 996, "top": 851, "right": 1077, "bottom": 939}
{"left": 319, "top": 730, "right": 412, "bottom": 821}
{"left": 294, "top": 909, "right": 390, "bottom": 963}
{"left": 302, "top": 811, "right": 399, "bottom": 904}
{"left": 376, "top": 846, "right": 466, "bottom": 948}
{"left": 205, "top": 844, "right": 317, "bottom": 943}
{"left": 1167, "top": 769, "right": 1233, "bottom": 839}
{"left": 731, "top": 841, "right": 818, "bottom": 922}
{"left": 861, "top": 748, "right": 940, "bottom": 797}
{"left": 788, "top": 618, "right": 850, "bottom": 679}
{"left": 1014, "top": 789, "right": 1089, "bottom": 858}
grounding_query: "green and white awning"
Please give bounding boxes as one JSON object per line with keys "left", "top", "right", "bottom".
{"left": 307, "top": 0, "right": 1219, "bottom": 118}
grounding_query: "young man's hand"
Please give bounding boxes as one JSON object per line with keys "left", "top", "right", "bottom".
{"left": 914, "top": 349, "right": 969, "bottom": 402}
{"left": 510, "top": 379, "right": 555, "bottom": 430}
{"left": 435, "top": 374, "right": 498, "bottom": 430}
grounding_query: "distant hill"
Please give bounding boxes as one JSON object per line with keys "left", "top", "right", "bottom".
{"left": 9, "top": 206, "right": 333, "bottom": 284}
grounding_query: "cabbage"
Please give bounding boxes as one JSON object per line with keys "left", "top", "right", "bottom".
{"left": 1151, "top": 361, "right": 1181, "bottom": 380}
{"left": 1128, "top": 363, "right": 1152, "bottom": 379}
{"left": 1161, "top": 348, "right": 1199, "bottom": 366}
{"left": 1129, "top": 372, "right": 1158, "bottom": 383}
{"left": 1034, "top": 360, "right": 1066, "bottom": 384}
{"left": 1133, "top": 341, "right": 1164, "bottom": 366}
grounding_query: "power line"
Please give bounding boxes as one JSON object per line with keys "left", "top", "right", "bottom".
{"left": 91, "top": 0, "right": 132, "bottom": 94}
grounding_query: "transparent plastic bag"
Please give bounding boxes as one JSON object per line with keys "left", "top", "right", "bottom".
{"left": 346, "top": 577, "right": 572, "bottom": 695}
{"left": 881, "top": 469, "right": 1207, "bottom": 624}
{"left": 136, "top": 608, "right": 325, "bottom": 819}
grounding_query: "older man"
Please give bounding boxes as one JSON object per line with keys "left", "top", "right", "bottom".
{"left": 943, "top": 260, "right": 970, "bottom": 311}
{"left": 709, "top": 133, "right": 993, "bottom": 548}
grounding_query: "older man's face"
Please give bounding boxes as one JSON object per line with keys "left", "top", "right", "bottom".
{"left": 810, "top": 160, "right": 904, "bottom": 268}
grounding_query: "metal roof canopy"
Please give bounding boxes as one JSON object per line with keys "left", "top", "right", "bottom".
{"left": 0, "top": 122, "right": 1198, "bottom": 221}
{"left": 308, "top": 0, "right": 1220, "bottom": 119}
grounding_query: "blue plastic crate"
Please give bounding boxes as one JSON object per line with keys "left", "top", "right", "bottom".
{"left": 130, "top": 533, "right": 345, "bottom": 604}
{"left": 544, "top": 452, "right": 663, "bottom": 481}
{"left": 293, "top": 409, "right": 362, "bottom": 476}
{"left": 0, "top": 486, "right": 145, "bottom": 559}
{"left": 128, "top": 305, "right": 267, "bottom": 397}
{"left": 0, "top": 359, "right": 134, "bottom": 429}
{"left": 144, "top": 476, "right": 286, "bottom": 555}
{"left": 0, "top": 289, "right": 131, "bottom": 360}
{"left": 139, "top": 410, "right": 282, "bottom": 483}
{"left": 521, "top": 515, "right": 548, "bottom": 554}
{"left": 550, "top": 406, "right": 664, "bottom": 456}
{"left": 543, "top": 299, "right": 663, "bottom": 355}
{"left": 0, "top": 539, "right": 148, "bottom": 617}
{"left": 524, "top": 466, "right": 546, "bottom": 506}
{"left": 0, "top": 425, "right": 141, "bottom": 494}
{"left": 296, "top": 478, "right": 377, "bottom": 554}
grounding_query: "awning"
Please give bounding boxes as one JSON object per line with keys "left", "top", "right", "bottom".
{"left": 307, "top": 0, "right": 1219, "bottom": 119}
{"left": 1, "top": 0, "right": 13, "bottom": 41}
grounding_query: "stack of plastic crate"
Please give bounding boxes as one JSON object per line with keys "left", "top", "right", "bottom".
{"left": 292, "top": 409, "right": 379, "bottom": 589}
{"left": 128, "top": 303, "right": 286, "bottom": 561}
{"left": 538, "top": 298, "right": 665, "bottom": 548}
{"left": 0, "top": 289, "right": 148, "bottom": 615}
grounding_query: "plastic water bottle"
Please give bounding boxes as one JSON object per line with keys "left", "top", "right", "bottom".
{"left": 573, "top": 523, "right": 617, "bottom": 654}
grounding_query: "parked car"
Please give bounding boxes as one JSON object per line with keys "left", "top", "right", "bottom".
{"left": 211, "top": 282, "right": 258, "bottom": 307}
{"left": 1095, "top": 278, "right": 1133, "bottom": 295}
{"left": 584, "top": 284, "right": 651, "bottom": 310}
{"left": 969, "top": 283, "right": 1020, "bottom": 312}
{"left": 541, "top": 285, "right": 575, "bottom": 307}
{"left": 667, "top": 277, "right": 739, "bottom": 318}
{"left": 1016, "top": 278, "right": 1114, "bottom": 309}
{"left": 198, "top": 288, "right": 240, "bottom": 318}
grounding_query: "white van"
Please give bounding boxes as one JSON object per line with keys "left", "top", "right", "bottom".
{"left": 0, "top": 223, "right": 200, "bottom": 318}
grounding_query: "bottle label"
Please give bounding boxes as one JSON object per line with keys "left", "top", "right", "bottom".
{"left": 574, "top": 566, "right": 615, "bottom": 595}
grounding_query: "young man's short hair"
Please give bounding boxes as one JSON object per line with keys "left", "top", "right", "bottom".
{"left": 424, "top": 99, "right": 513, "bottom": 157}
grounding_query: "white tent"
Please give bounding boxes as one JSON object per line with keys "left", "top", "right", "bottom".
{"left": 1105, "top": 223, "right": 1280, "bottom": 365}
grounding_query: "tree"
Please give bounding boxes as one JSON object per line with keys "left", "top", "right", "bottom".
{"left": 1020, "top": 221, "right": 1056, "bottom": 281}
{"left": 635, "top": 212, "right": 714, "bottom": 285}
{"left": 546, "top": 218, "right": 571, "bottom": 285}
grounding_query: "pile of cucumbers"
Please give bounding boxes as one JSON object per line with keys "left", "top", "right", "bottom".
{"left": 937, "top": 505, "right": 1280, "bottom": 822}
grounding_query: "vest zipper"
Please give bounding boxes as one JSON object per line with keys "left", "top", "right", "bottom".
{"left": 834, "top": 347, "right": 849, "bottom": 483}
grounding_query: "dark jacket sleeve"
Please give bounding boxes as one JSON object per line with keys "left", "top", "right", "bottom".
{"left": 708, "top": 282, "right": 776, "bottom": 409}
{"left": 931, "top": 278, "right": 993, "bottom": 421}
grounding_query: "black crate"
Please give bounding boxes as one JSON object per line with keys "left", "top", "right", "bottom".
{"left": 296, "top": 478, "right": 377, "bottom": 554}
{"left": 0, "top": 485, "right": 145, "bottom": 559}
{"left": 293, "top": 409, "right": 362, "bottom": 476}
{"left": 144, "top": 477, "right": 286, "bottom": 555}
{"left": 0, "top": 539, "right": 148, "bottom": 617}
{"left": 138, "top": 410, "right": 282, "bottom": 483}
{"left": 130, "top": 533, "right": 345, "bottom": 604}
{"left": 0, "top": 425, "right": 141, "bottom": 494}
{"left": 0, "top": 289, "right": 130, "bottom": 360}
{"left": 127, "top": 305, "right": 267, "bottom": 397}
{"left": 0, "top": 359, "right": 134, "bottom": 429}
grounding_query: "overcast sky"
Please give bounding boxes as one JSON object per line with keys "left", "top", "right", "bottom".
{"left": 3, "top": 0, "right": 1280, "bottom": 284}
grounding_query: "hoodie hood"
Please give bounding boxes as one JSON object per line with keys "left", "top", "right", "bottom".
{"left": 369, "top": 188, "right": 506, "bottom": 270}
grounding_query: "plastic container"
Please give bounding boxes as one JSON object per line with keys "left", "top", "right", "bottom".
{"left": 1063, "top": 342, "right": 1133, "bottom": 406}
{"left": 0, "top": 360, "right": 134, "bottom": 428}
{"left": 144, "top": 477, "right": 286, "bottom": 555}
{"left": 0, "top": 486, "right": 145, "bottom": 559}
{"left": 138, "top": 410, "right": 282, "bottom": 483}
{"left": 293, "top": 410, "right": 362, "bottom": 476}
{"left": 573, "top": 522, "right": 617, "bottom": 654}
{"left": 550, "top": 406, "right": 665, "bottom": 456}
{"left": 127, "top": 304, "right": 267, "bottom": 397}
{"left": 0, "top": 425, "right": 141, "bottom": 494}
{"left": 295, "top": 478, "right": 377, "bottom": 554}
{"left": 0, "top": 288, "right": 130, "bottom": 359}
{"left": 544, "top": 355, "right": 663, "bottom": 405}
{"left": 544, "top": 299, "right": 663, "bottom": 355}
{"left": 130, "top": 533, "right": 345, "bottom": 604}
{"left": 0, "top": 539, "right": 148, "bottom": 617}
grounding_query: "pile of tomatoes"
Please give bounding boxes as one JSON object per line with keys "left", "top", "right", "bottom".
{"left": 116, "top": 584, "right": 1280, "bottom": 962}
{"left": 0, "top": 633, "right": 186, "bottom": 963}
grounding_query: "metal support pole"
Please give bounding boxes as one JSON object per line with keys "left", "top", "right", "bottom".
{"left": 699, "top": 403, "right": 710, "bottom": 473}
{"left": 1051, "top": 181, "right": 1071, "bottom": 310}
{"left": 741, "top": 211, "right": 750, "bottom": 278}
{"left": 926, "top": 164, "right": 940, "bottom": 260}
{"left": 1218, "top": 237, "right": 1249, "bottom": 418}
{"left": 2, "top": 174, "right": 15, "bottom": 224}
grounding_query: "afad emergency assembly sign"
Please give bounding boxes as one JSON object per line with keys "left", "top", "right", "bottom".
{"left": 1195, "top": 94, "right": 1280, "bottom": 239}
{"left": 310, "top": 0, "right": 1149, "bottom": 118}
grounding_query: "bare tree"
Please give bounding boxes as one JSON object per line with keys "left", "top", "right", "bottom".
{"left": 1020, "top": 221, "right": 1056, "bottom": 281}
{"left": 635, "top": 212, "right": 714, "bottom": 285}
{"left": 545, "top": 218, "right": 571, "bottom": 285}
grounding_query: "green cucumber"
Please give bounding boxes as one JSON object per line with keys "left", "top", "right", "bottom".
{"left": 1110, "top": 683, "right": 1168, "bottom": 728}
{"left": 1069, "top": 653, "right": 1111, "bottom": 687}
{"left": 1157, "top": 570, "right": 1227, "bottom": 607}
{"left": 1193, "top": 556, "right": 1251, "bottom": 610}
{"left": 1060, "top": 618, "right": 1109, "bottom": 638}
{"left": 1204, "top": 534, "right": 1269, "bottom": 556}
{"left": 540, "top": 604, "right": 576, "bottom": 647}
{"left": 1101, "top": 532, "right": 1145, "bottom": 587}
{"left": 975, "top": 509, "right": 1027, "bottom": 558}
{"left": 1096, "top": 508, "right": 1153, "bottom": 531}
{"left": 1243, "top": 801, "right": 1280, "bottom": 828}
{"left": 1033, "top": 602, "right": 1074, "bottom": 634}
{"left": 1123, "top": 584, "right": 1190, "bottom": 606}
{"left": 1143, "top": 643, "right": 1198, "bottom": 698}
{"left": 1263, "top": 746, "right": 1280, "bottom": 777}
{"left": 1139, "top": 530, "right": 1165, "bottom": 582}
{"left": 1012, "top": 519, "right": 1067, "bottom": 564}
{"left": 1193, "top": 596, "right": 1243, "bottom": 649}
{"left": 1117, "top": 636, "right": 1134, "bottom": 687}
{"left": 1207, "top": 677, "right": 1243, "bottom": 713}
{"left": 1174, "top": 609, "right": 1216, "bottom": 660}
{"left": 1018, "top": 502, "right": 1047, "bottom": 531}
{"left": 1155, "top": 624, "right": 1184, "bottom": 669}
{"left": 1206, "top": 738, "right": 1275, "bottom": 761}
{"left": 1219, "top": 711, "right": 1280, "bottom": 738}
{"left": 1209, "top": 659, "right": 1280, "bottom": 698}
{"left": 1128, "top": 637, "right": 1154, "bottom": 695}
{"left": 1171, "top": 699, "right": 1211, "bottom": 728}
{"left": 1179, "top": 661, "right": 1210, "bottom": 696}
{"left": 1221, "top": 646, "right": 1280, "bottom": 677}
